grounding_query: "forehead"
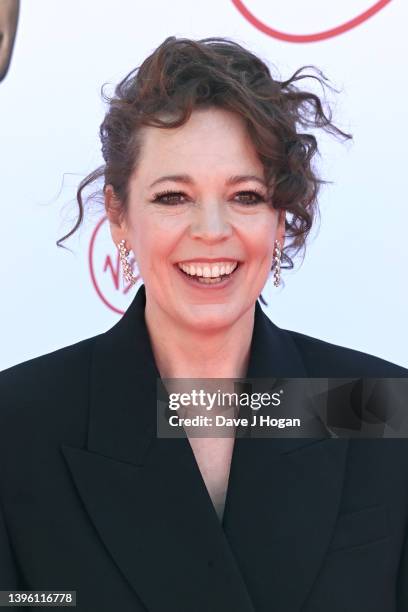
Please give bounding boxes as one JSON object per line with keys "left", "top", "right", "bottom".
{"left": 134, "top": 107, "right": 263, "bottom": 182}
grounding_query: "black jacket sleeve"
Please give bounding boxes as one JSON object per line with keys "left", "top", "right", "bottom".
{"left": 0, "top": 496, "right": 19, "bottom": 589}
{"left": 397, "top": 522, "right": 408, "bottom": 610}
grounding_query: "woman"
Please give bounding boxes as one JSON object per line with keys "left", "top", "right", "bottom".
{"left": 0, "top": 36, "right": 407, "bottom": 611}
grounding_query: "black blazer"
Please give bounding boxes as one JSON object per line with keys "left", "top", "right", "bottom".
{"left": 1, "top": 284, "right": 407, "bottom": 612}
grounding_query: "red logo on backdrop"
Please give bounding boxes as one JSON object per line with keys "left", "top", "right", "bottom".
{"left": 231, "top": 0, "right": 392, "bottom": 43}
{"left": 89, "top": 216, "right": 140, "bottom": 315}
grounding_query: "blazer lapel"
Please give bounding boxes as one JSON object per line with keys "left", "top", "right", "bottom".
{"left": 222, "top": 300, "right": 349, "bottom": 611}
{"left": 61, "top": 285, "right": 255, "bottom": 612}
{"left": 61, "top": 284, "right": 348, "bottom": 612}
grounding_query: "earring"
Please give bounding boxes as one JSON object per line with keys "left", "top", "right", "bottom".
{"left": 273, "top": 240, "right": 282, "bottom": 287}
{"left": 117, "top": 239, "right": 138, "bottom": 286}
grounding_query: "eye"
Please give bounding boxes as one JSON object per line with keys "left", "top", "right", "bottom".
{"left": 235, "top": 190, "right": 267, "bottom": 205}
{"left": 151, "top": 190, "right": 188, "bottom": 205}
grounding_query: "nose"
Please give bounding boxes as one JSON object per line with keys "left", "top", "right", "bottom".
{"left": 189, "top": 201, "right": 233, "bottom": 242}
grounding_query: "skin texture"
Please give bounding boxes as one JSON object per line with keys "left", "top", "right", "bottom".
{"left": 105, "top": 107, "right": 285, "bottom": 379}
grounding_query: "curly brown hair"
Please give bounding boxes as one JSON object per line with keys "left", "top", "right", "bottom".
{"left": 57, "top": 35, "right": 351, "bottom": 302}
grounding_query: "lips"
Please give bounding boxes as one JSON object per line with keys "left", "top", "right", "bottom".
{"left": 177, "top": 261, "right": 238, "bottom": 279}
{"left": 175, "top": 261, "right": 241, "bottom": 287}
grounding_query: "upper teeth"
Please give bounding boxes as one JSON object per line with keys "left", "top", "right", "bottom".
{"left": 178, "top": 262, "right": 238, "bottom": 278}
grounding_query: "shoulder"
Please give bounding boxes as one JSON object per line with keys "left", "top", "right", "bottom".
{"left": 0, "top": 335, "right": 97, "bottom": 392}
{"left": 0, "top": 336, "right": 106, "bottom": 505}
{"left": 0, "top": 335, "right": 100, "bottom": 433}
{"left": 285, "top": 328, "right": 408, "bottom": 377}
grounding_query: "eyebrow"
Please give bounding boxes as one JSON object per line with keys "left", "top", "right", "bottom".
{"left": 149, "top": 174, "right": 267, "bottom": 189}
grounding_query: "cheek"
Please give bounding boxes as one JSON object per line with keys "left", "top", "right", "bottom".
{"left": 241, "top": 216, "right": 277, "bottom": 259}
{"left": 132, "top": 216, "right": 181, "bottom": 270}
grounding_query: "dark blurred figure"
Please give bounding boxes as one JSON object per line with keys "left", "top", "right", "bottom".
{"left": 0, "top": 0, "right": 19, "bottom": 82}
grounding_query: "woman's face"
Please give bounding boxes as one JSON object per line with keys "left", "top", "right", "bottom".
{"left": 106, "top": 107, "right": 285, "bottom": 331}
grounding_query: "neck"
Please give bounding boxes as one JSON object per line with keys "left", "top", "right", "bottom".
{"left": 144, "top": 299, "right": 255, "bottom": 380}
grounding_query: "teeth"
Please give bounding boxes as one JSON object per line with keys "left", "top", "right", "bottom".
{"left": 178, "top": 261, "right": 238, "bottom": 278}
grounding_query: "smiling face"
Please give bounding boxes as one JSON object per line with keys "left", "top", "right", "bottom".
{"left": 105, "top": 107, "right": 285, "bottom": 331}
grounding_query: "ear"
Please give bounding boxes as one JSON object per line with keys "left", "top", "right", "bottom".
{"left": 104, "top": 184, "right": 127, "bottom": 247}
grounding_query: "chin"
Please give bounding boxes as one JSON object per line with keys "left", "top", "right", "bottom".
{"left": 179, "top": 303, "right": 243, "bottom": 331}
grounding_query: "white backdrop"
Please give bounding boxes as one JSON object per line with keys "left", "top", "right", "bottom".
{"left": 0, "top": 0, "right": 406, "bottom": 371}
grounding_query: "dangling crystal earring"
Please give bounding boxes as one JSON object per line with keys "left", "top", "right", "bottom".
{"left": 117, "top": 239, "right": 138, "bottom": 286}
{"left": 273, "top": 240, "right": 282, "bottom": 287}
